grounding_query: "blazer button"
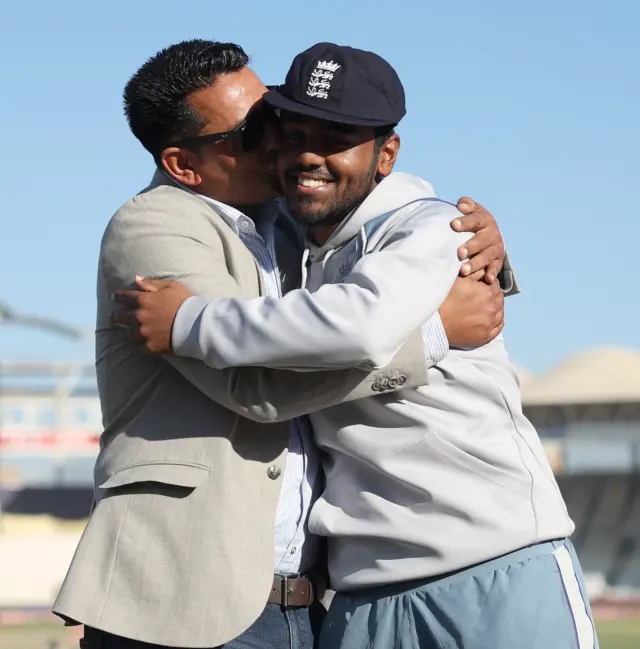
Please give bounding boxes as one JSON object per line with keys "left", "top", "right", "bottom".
{"left": 267, "top": 465, "right": 282, "bottom": 480}
{"left": 381, "top": 378, "right": 390, "bottom": 390}
{"left": 397, "top": 375, "right": 407, "bottom": 386}
{"left": 372, "top": 381, "right": 382, "bottom": 392}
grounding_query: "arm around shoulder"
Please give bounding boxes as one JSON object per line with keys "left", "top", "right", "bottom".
{"left": 169, "top": 199, "right": 467, "bottom": 372}
{"left": 101, "top": 193, "right": 427, "bottom": 423}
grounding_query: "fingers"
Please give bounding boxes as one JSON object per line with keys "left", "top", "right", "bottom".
{"left": 459, "top": 245, "right": 503, "bottom": 277}
{"left": 486, "top": 258, "right": 503, "bottom": 285}
{"left": 139, "top": 329, "right": 164, "bottom": 355}
{"left": 458, "top": 226, "right": 504, "bottom": 279}
{"left": 113, "top": 290, "right": 144, "bottom": 309}
{"left": 466, "top": 269, "right": 486, "bottom": 281}
{"left": 458, "top": 228, "right": 496, "bottom": 260}
{"left": 455, "top": 197, "right": 477, "bottom": 215}
{"left": 451, "top": 204, "right": 489, "bottom": 234}
{"left": 136, "top": 276, "right": 171, "bottom": 293}
{"left": 109, "top": 308, "right": 143, "bottom": 342}
{"left": 138, "top": 326, "right": 155, "bottom": 353}
{"left": 488, "top": 281, "right": 504, "bottom": 314}
{"left": 110, "top": 308, "right": 137, "bottom": 328}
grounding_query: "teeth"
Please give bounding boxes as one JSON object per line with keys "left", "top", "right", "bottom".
{"left": 299, "top": 178, "right": 329, "bottom": 188}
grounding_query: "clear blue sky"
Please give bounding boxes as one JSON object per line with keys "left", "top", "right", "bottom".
{"left": 0, "top": 0, "right": 637, "bottom": 374}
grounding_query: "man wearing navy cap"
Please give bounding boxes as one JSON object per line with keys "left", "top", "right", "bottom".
{"left": 124, "top": 42, "right": 598, "bottom": 648}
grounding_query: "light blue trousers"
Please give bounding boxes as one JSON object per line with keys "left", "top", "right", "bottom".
{"left": 321, "top": 539, "right": 599, "bottom": 649}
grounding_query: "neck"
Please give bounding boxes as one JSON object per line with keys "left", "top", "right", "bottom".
{"left": 232, "top": 203, "right": 263, "bottom": 220}
{"left": 311, "top": 223, "right": 340, "bottom": 246}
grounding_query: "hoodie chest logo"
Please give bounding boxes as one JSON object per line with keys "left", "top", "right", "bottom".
{"left": 332, "top": 240, "right": 362, "bottom": 283}
{"left": 336, "top": 257, "right": 356, "bottom": 282}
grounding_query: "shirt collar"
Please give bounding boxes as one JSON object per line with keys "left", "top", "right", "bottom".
{"left": 162, "top": 172, "right": 261, "bottom": 234}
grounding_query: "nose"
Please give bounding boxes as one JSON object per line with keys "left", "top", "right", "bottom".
{"left": 296, "top": 149, "right": 326, "bottom": 168}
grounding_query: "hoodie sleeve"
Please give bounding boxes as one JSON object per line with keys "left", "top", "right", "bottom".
{"left": 172, "top": 199, "right": 468, "bottom": 371}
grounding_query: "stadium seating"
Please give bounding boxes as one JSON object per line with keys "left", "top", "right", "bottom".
{"left": 557, "top": 474, "right": 640, "bottom": 598}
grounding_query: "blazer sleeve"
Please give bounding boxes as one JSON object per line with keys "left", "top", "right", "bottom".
{"left": 100, "top": 196, "right": 427, "bottom": 424}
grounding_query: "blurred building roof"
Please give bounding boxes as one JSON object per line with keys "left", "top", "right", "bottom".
{"left": 521, "top": 346, "right": 640, "bottom": 406}
{"left": 514, "top": 365, "right": 535, "bottom": 391}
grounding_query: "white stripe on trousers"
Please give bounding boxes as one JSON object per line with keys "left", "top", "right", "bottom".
{"left": 552, "top": 545, "right": 596, "bottom": 649}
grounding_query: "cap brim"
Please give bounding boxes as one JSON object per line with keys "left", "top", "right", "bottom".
{"left": 263, "top": 88, "right": 396, "bottom": 128}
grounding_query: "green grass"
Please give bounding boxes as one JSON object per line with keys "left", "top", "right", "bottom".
{"left": 0, "top": 618, "right": 639, "bottom": 648}
{"left": 0, "top": 622, "right": 78, "bottom": 649}
{"left": 597, "top": 618, "right": 640, "bottom": 649}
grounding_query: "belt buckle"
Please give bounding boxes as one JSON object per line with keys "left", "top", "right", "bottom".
{"left": 281, "top": 574, "right": 294, "bottom": 610}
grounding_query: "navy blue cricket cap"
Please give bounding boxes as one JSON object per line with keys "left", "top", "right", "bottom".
{"left": 264, "top": 42, "right": 406, "bottom": 128}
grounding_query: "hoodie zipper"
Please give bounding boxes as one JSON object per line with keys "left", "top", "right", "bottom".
{"left": 300, "top": 248, "right": 311, "bottom": 289}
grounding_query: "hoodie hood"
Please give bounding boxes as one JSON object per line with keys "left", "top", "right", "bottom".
{"left": 308, "top": 172, "right": 436, "bottom": 258}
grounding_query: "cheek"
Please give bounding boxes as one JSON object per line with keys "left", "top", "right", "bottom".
{"left": 198, "top": 150, "right": 229, "bottom": 180}
{"left": 236, "top": 151, "right": 267, "bottom": 177}
{"left": 224, "top": 152, "right": 273, "bottom": 194}
{"left": 328, "top": 150, "right": 372, "bottom": 183}
{"left": 276, "top": 147, "right": 296, "bottom": 180}
{"left": 208, "top": 151, "right": 257, "bottom": 181}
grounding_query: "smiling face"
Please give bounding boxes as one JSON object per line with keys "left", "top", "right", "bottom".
{"left": 277, "top": 112, "right": 400, "bottom": 229}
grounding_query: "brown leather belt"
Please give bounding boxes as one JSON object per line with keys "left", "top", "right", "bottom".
{"left": 267, "top": 573, "right": 326, "bottom": 608}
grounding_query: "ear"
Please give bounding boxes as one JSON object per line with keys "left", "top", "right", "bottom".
{"left": 160, "top": 147, "right": 203, "bottom": 187}
{"left": 376, "top": 134, "right": 401, "bottom": 179}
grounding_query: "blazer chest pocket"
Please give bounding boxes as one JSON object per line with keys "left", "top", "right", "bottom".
{"left": 99, "top": 461, "right": 209, "bottom": 490}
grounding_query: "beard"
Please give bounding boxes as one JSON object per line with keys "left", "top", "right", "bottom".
{"left": 287, "top": 156, "right": 379, "bottom": 227}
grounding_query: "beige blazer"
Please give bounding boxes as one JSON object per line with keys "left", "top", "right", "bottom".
{"left": 53, "top": 172, "right": 427, "bottom": 648}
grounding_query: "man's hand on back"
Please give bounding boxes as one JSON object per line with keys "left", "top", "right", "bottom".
{"left": 112, "top": 277, "right": 194, "bottom": 354}
{"left": 439, "top": 275, "right": 505, "bottom": 348}
{"left": 450, "top": 197, "right": 505, "bottom": 284}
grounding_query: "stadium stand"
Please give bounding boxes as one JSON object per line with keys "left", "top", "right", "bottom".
{"left": 522, "top": 346, "right": 640, "bottom": 601}
{"left": 0, "top": 346, "right": 639, "bottom": 610}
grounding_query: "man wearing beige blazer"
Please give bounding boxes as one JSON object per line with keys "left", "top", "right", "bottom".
{"left": 54, "top": 40, "right": 510, "bottom": 649}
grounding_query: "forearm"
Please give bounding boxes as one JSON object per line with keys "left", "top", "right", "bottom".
{"left": 102, "top": 205, "right": 426, "bottom": 420}
{"left": 172, "top": 208, "right": 464, "bottom": 371}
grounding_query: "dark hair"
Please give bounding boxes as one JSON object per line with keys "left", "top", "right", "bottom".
{"left": 123, "top": 39, "right": 249, "bottom": 161}
{"left": 373, "top": 125, "right": 396, "bottom": 155}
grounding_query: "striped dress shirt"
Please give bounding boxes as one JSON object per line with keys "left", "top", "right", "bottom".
{"left": 179, "top": 186, "right": 320, "bottom": 575}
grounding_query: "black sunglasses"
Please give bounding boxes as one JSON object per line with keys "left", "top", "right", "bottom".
{"left": 169, "top": 102, "right": 276, "bottom": 155}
